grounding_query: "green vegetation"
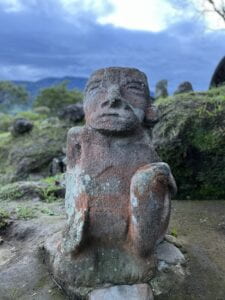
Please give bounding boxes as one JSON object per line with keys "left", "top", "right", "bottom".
{"left": 0, "top": 81, "right": 28, "bottom": 113}
{"left": 40, "top": 207, "right": 55, "bottom": 216}
{"left": 16, "top": 205, "right": 36, "bottom": 219}
{"left": 154, "top": 86, "right": 225, "bottom": 200}
{"left": 170, "top": 227, "right": 178, "bottom": 238}
{"left": 16, "top": 110, "right": 47, "bottom": 121}
{"left": 41, "top": 175, "right": 64, "bottom": 203}
{"left": 0, "top": 117, "right": 69, "bottom": 184}
{"left": 0, "top": 182, "right": 43, "bottom": 201}
{"left": 0, "top": 208, "right": 10, "bottom": 219}
{"left": 0, "top": 113, "right": 14, "bottom": 132}
{"left": 34, "top": 82, "right": 83, "bottom": 114}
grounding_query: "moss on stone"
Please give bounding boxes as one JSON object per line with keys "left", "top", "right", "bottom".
{"left": 0, "top": 181, "right": 44, "bottom": 201}
{"left": 153, "top": 86, "right": 225, "bottom": 200}
{"left": 0, "top": 117, "right": 70, "bottom": 183}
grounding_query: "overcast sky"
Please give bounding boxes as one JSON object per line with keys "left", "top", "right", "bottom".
{"left": 0, "top": 0, "right": 225, "bottom": 92}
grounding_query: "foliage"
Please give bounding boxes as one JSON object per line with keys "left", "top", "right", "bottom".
{"left": 0, "top": 113, "right": 14, "bottom": 132}
{"left": 15, "top": 110, "right": 47, "bottom": 121}
{"left": 34, "top": 82, "right": 83, "bottom": 114}
{"left": 0, "top": 81, "right": 29, "bottom": 112}
{"left": 41, "top": 175, "right": 64, "bottom": 203}
{"left": 16, "top": 206, "right": 36, "bottom": 219}
{"left": 0, "top": 208, "right": 10, "bottom": 219}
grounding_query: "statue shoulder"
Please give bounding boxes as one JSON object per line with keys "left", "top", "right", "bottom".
{"left": 67, "top": 126, "right": 84, "bottom": 168}
{"left": 67, "top": 126, "right": 84, "bottom": 142}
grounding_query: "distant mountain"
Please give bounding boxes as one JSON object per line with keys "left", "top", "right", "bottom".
{"left": 13, "top": 76, "right": 88, "bottom": 99}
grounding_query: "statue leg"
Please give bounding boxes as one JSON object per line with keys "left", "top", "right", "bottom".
{"left": 61, "top": 194, "right": 89, "bottom": 255}
{"left": 129, "top": 162, "right": 176, "bottom": 257}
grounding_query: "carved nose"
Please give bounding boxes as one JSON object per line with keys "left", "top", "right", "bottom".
{"left": 101, "top": 97, "right": 123, "bottom": 109}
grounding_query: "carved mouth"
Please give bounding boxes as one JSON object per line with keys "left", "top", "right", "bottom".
{"left": 101, "top": 113, "right": 120, "bottom": 117}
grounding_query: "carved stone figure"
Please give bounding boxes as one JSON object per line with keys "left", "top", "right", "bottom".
{"left": 155, "top": 79, "right": 168, "bottom": 99}
{"left": 44, "top": 67, "right": 176, "bottom": 298}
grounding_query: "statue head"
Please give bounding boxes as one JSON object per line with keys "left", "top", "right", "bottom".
{"left": 83, "top": 67, "right": 157, "bottom": 134}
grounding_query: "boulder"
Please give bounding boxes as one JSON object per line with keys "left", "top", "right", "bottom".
{"left": 155, "top": 80, "right": 168, "bottom": 99}
{"left": 0, "top": 119, "right": 69, "bottom": 183}
{"left": 0, "top": 181, "right": 44, "bottom": 201}
{"left": 11, "top": 118, "right": 33, "bottom": 136}
{"left": 153, "top": 85, "right": 225, "bottom": 199}
{"left": 58, "top": 102, "right": 84, "bottom": 123}
{"left": 174, "top": 81, "right": 193, "bottom": 95}
{"left": 156, "top": 241, "right": 185, "bottom": 265}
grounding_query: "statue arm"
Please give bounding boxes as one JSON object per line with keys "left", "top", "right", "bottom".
{"left": 129, "top": 162, "right": 177, "bottom": 257}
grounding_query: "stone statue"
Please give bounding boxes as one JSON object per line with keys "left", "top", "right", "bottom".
{"left": 45, "top": 67, "right": 176, "bottom": 299}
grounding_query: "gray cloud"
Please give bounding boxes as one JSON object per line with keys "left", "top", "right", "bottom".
{"left": 0, "top": 1, "right": 224, "bottom": 92}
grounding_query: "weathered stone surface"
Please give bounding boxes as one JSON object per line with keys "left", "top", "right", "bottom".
{"left": 174, "top": 81, "right": 193, "bottom": 95}
{"left": 88, "top": 284, "right": 154, "bottom": 300}
{"left": 155, "top": 80, "right": 168, "bottom": 99}
{"left": 11, "top": 118, "right": 33, "bottom": 136}
{"left": 44, "top": 67, "right": 176, "bottom": 298}
{"left": 58, "top": 102, "right": 84, "bottom": 123}
{"left": 156, "top": 241, "right": 185, "bottom": 265}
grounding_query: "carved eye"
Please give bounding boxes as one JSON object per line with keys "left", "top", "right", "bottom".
{"left": 87, "top": 81, "right": 102, "bottom": 93}
{"left": 88, "top": 85, "right": 99, "bottom": 92}
{"left": 126, "top": 82, "right": 145, "bottom": 93}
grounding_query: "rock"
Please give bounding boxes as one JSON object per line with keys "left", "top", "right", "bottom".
{"left": 153, "top": 85, "right": 225, "bottom": 200}
{"left": 0, "top": 180, "right": 65, "bottom": 202}
{"left": 58, "top": 102, "right": 84, "bottom": 123}
{"left": 88, "top": 284, "right": 154, "bottom": 300}
{"left": 0, "top": 181, "right": 44, "bottom": 201}
{"left": 165, "top": 234, "right": 183, "bottom": 248}
{"left": 155, "top": 80, "right": 168, "bottom": 99}
{"left": 11, "top": 118, "right": 33, "bottom": 136}
{"left": 174, "top": 81, "right": 193, "bottom": 94}
{"left": 209, "top": 56, "right": 225, "bottom": 88}
{"left": 156, "top": 241, "right": 185, "bottom": 265}
{"left": 50, "top": 157, "right": 66, "bottom": 176}
{"left": 0, "top": 119, "right": 69, "bottom": 183}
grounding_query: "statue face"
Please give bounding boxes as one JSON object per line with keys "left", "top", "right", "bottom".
{"left": 84, "top": 67, "right": 150, "bottom": 134}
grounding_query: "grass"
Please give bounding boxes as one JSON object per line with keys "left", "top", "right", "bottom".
{"left": 16, "top": 206, "right": 36, "bottom": 220}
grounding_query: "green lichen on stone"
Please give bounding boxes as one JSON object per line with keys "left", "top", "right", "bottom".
{"left": 153, "top": 86, "right": 225, "bottom": 200}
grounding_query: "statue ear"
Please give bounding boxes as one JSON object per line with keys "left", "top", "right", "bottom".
{"left": 144, "top": 104, "right": 159, "bottom": 127}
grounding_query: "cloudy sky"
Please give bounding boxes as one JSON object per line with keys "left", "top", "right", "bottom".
{"left": 0, "top": 0, "right": 225, "bottom": 92}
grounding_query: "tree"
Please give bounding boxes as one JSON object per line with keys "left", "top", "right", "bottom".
{"left": 203, "top": 0, "right": 225, "bottom": 22}
{"left": 170, "top": 0, "right": 225, "bottom": 28}
{"left": 0, "top": 81, "right": 28, "bottom": 112}
{"left": 34, "top": 82, "right": 83, "bottom": 114}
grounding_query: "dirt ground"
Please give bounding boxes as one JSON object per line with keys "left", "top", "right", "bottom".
{"left": 0, "top": 200, "right": 225, "bottom": 300}
{"left": 164, "top": 200, "right": 225, "bottom": 300}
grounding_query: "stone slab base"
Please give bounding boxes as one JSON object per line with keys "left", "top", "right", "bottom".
{"left": 88, "top": 284, "right": 154, "bottom": 300}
